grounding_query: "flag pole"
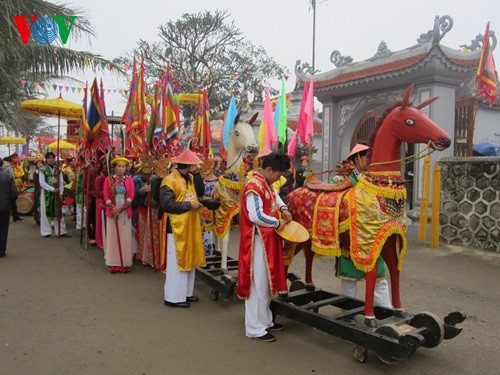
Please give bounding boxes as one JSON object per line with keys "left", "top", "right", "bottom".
{"left": 146, "top": 177, "right": 156, "bottom": 271}
{"left": 56, "top": 109, "right": 61, "bottom": 238}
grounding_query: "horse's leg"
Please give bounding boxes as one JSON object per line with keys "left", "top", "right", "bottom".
{"left": 382, "top": 235, "right": 403, "bottom": 313}
{"left": 364, "top": 267, "right": 378, "bottom": 323}
{"left": 219, "top": 232, "right": 230, "bottom": 272}
{"left": 303, "top": 242, "right": 315, "bottom": 290}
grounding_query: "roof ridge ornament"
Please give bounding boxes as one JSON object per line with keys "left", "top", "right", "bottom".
{"left": 417, "top": 15, "right": 453, "bottom": 45}
{"left": 370, "top": 41, "right": 394, "bottom": 61}
{"left": 329, "top": 50, "right": 354, "bottom": 67}
{"left": 294, "top": 60, "right": 320, "bottom": 85}
{"left": 460, "top": 30, "right": 497, "bottom": 52}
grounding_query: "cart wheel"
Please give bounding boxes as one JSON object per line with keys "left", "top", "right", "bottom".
{"left": 289, "top": 280, "right": 306, "bottom": 292}
{"left": 409, "top": 311, "right": 444, "bottom": 348}
{"left": 353, "top": 346, "right": 368, "bottom": 363}
{"left": 374, "top": 324, "right": 403, "bottom": 364}
{"left": 376, "top": 352, "right": 400, "bottom": 365}
{"left": 211, "top": 290, "right": 219, "bottom": 301}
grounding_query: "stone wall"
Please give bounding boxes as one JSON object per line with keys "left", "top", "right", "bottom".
{"left": 439, "top": 157, "right": 500, "bottom": 252}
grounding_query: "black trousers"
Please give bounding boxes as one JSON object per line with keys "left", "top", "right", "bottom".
{"left": 34, "top": 190, "right": 40, "bottom": 223}
{"left": 0, "top": 210, "right": 10, "bottom": 256}
{"left": 11, "top": 200, "right": 20, "bottom": 219}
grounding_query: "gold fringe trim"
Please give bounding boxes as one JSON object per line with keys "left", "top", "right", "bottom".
{"left": 311, "top": 243, "right": 342, "bottom": 256}
{"left": 214, "top": 208, "right": 239, "bottom": 238}
{"left": 351, "top": 224, "right": 407, "bottom": 273}
{"left": 357, "top": 175, "right": 407, "bottom": 201}
{"left": 219, "top": 175, "right": 243, "bottom": 190}
{"left": 367, "top": 171, "right": 402, "bottom": 177}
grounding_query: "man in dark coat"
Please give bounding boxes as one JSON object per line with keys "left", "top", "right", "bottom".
{"left": 0, "top": 158, "right": 19, "bottom": 258}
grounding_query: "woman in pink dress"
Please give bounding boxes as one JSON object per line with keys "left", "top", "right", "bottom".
{"left": 103, "top": 157, "right": 135, "bottom": 273}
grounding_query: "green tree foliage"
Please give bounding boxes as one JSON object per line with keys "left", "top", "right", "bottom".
{"left": 0, "top": 0, "right": 120, "bottom": 137}
{"left": 122, "top": 10, "right": 288, "bottom": 120}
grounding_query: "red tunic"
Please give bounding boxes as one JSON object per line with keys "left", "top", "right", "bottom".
{"left": 237, "top": 172, "right": 288, "bottom": 299}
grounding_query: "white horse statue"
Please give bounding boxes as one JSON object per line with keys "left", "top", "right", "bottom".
{"left": 212, "top": 113, "right": 258, "bottom": 271}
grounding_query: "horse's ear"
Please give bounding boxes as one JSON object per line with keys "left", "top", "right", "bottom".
{"left": 233, "top": 113, "right": 241, "bottom": 125}
{"left": 415, "top": 96, "right": 438, "bottom": 110}
{"left": 248, "top": 112, "right": 259, "bottom": 125}
{"left": 401, "top": 84, "right": 414, "bottom": 109}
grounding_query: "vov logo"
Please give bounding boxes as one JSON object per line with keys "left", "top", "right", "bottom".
{"left": 12, "top": 16, "right": 77, "bottom": 45}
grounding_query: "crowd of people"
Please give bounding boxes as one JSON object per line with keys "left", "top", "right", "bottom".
{"left": 0, "top": 144, "right": 393, "bottom": 342}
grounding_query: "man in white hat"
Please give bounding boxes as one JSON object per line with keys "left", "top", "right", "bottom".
{"left": 160, "top": 149, "right": 206, "bottom": 308}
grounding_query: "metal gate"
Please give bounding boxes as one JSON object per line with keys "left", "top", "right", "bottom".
{"left": 351, "top": 110, "right": 377, "bottom": 149}
{"left": 454, "top": 98, "right": 475, "bottom": 156}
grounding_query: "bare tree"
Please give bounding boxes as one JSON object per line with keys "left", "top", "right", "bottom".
{"left": 120, "top": 10, "right": 288, "bottom": 120}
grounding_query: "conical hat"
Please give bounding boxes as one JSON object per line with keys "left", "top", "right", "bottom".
{"left": 276, "top": 220, "right": 309, "bottom": 243}
{"left": 172, "top": 149, "right": 203, "bottom": 165}
{"left": 348, "top": 144, "right": 369, "bottom": 159}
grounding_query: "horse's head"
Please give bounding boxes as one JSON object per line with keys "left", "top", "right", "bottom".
{"left": 230, "top": 112, "right": 259, "bottom": 155}
{"left": 384, "top": 84, "right": 451, "bottom": 151}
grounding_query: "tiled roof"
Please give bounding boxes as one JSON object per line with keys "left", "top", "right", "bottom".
{"left": 314, "top": 45, "right": 480, "bottom": 88}
{"left": 315, "top": 54, "right": 427, "bottom": 88}
{"left": 287, "top": 119, "right": 323, "bottom": 133}
{"left": 446, "top": 57, "right": 479, "bottom": 67}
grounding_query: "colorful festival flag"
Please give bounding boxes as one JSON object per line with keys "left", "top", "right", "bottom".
{"left": 146, "top": 75, "right": 163, "bottom": 150}
{"left": 85, "top": 78, "right": 109, "bottom": 153}
{"left": 476, "top": 22, "right": 499, "bottom": 106}
{"left": 222, "top": 94, "right": 238, "bottom": 151}
{"left": 276, "top": 80, "right": 288, "bottom": 153}
{"left": 122, "top": 57, "right": 148, "bottom": 156}
{"left": 161, "top": 70, "right": 181, "bottom": 155}
{"left": 297, "top": 79, "right": 314, "bottom": 145}
{"left": 287, "top": 129, "right": 298, "bottom": 158}
{"left": 258, "top": 89, "right": 277, "bottom": 150}
{"left": 193, "top": 89, "right": 212, "bottom": 157}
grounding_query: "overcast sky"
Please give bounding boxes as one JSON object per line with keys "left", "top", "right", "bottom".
{"left": 2, "top": 0, "right": 499, "bottom": 153}
{"left": 59, "top": 0, "right": 499, "bottom": 111}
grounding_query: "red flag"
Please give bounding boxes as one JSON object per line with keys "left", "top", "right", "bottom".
{"left": 476, "top": 22, "right": 499, "bottom": 106}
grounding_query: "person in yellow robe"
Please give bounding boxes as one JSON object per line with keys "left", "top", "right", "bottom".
{"left": 8, "top": 153, "right": 24, "bottom": 222}
{"left": 160, "top": 149, "right": 206, "bottom": 308}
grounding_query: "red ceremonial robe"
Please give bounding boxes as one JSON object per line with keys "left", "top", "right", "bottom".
{"left": 237, "top": 171, "right": 288, "bottom": 299}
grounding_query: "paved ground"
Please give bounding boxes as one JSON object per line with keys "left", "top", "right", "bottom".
{"left": 1, "top": 216, "right": 499, "bottom": 374}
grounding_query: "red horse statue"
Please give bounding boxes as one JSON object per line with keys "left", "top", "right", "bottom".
{"left": 285, "top": 84, "right": 451, "bottom": 324}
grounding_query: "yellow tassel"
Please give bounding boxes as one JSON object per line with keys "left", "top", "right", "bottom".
{"left": 219, "top": 175, "right": 242, "bottom": 190}
{"left": 252, "top": 157, "right": 258, "bottom": 171}
{"left": 357, "top": 176, "right": 407, "bottom": 201}
{"left": 418, "top": 155, "right": 431, "bottom": 243}
{"left": 430, "top": 163, "right": 441, "bottom": 248}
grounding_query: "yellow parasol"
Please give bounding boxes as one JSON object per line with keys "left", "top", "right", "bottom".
{"left": 47, "top": 139, "right": 77, "bottom": 151}
{"left": 20, "top": 96, "right": 84, "bottom": 119}
{"left": 0, "top": 136, "right": 26, "bottom": 145}
{"left": 20, "top": 95, "right": 83, "bottom": 158}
